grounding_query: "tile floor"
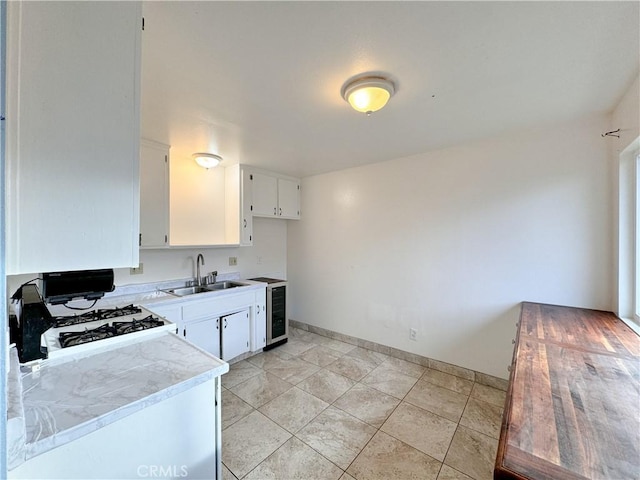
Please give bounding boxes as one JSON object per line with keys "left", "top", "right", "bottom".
{"left": 221, "top": 328, "right": 506, "bottom": 480}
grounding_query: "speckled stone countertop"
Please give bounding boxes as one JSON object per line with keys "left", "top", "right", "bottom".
{"left": 12, "top": 331, "right": 228, "bottom": 465}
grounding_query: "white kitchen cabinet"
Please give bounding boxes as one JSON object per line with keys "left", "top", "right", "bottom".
{"left": 144, "top": 286, "right": 265, "bottom": 361}
{"left": 183, "top": 316, "right": 221, "bottom": 358}
{"left": 252, "top": 172, "right": 279, "bottom": 217}
{"left": 248, "top": 168, "right": 301, "bottom": 220}
{"left": 221, "top": 310, "right": 251, "bottom": 361}
{"left": 139, "top": 140, "right": 169, "bottom": 248}
{"left": 278, "top": 178, "right": 301, "bottom": 219}
{"left": 5, "top": 1, "right": 142, "bottom": 274}
{"left": 224, "top": 164, "right": 253, "bottom": 246}
{"left": 253, "top": 290, "right": 267, "bottom": 351}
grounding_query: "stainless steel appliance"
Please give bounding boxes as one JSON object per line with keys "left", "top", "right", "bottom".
{"left": 248, "top": 277, "right": 288, "bottom": 349}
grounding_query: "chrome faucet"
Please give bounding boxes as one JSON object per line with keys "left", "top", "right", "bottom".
{"left": 196, "top": 254, "right": 205, "bottom": 287}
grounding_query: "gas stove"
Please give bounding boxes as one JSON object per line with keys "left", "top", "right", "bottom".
{"left": 51, "top": 304, "right": 143, "bottom": 327}
{"left": 42, "top": 305, "right": 175, "bottom": 360}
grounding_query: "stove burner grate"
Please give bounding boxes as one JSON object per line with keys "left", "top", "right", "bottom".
{"left": 59, "top": 324, "right": 116, "bottom": 348}
{"left": 53, "top": 305, "right": 142, "bottom": 327}
{"left": 57, "top": 313, "right": 165, "bottom": 348}
{"left": 112, "top": 316, "right": 164, "bottom": 335}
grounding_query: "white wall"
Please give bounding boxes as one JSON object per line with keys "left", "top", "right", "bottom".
{"left": 288, "top": 113, "right": 613, "bottom": 378}
{"left": 6, "top": 218, "right": 287, "bottom": 293}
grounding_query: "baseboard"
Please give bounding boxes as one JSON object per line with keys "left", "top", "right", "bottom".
{"left": 289, "top": 319, "right": 508, "bottom": 391}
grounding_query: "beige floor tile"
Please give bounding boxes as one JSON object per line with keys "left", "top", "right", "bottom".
{"left": 299, "top": 345, "right": 344, "bottom": 367}
{"left": 222, "top": 360, "right": 262, "bottom": 388}
{"left": 345, "top": 346, "right": 389, "bottom": 366}
{"left": 273, "top": 338, "right": 318, "bottom": 356}
{"left": 222, "top": 463, "right": 237, "bottom": 480}
{"left": 381, "top": 357, "right": 426, "bottom": 379}
{"left": 361, "top": 363, "right": 419, "bottom": 399}
{"left": 259, "top": 386, "right": 329, "bottom": 433}
{"left": 222, "top": 410, "right": 291, "bottom": 479}
{"left": 405, "top": 379, "right": 469, "bottom": 422}
{"left": 470, "top": 383, "right": 506, "bottom": 407}
{"left": 422, "top": 368, "right": 474, "bottom": 395}
{"left": 297, "top": 406, "right": 376, "bottom": 470}
{"left": 381, "top": 401, "right": 457, "bottom": 462}
{"left": 347, "top": 431, "right": 441, "bottom": 480}
{"left": 246, "top": 349, "right": 293, "bottom": 369}
{"left": 459, "top": 397, "right": 503, "bottom": 439}
{"left": 316, "top": 336, "right": 357, "bottom": 354}
{"left": 340, "top": 473, "right": 356, "bottom": 480}
{"left": 297, "top": 369, "right": 356, "bottom": 403}
{"left": 244, "top": 437, "right": 343, "bottom": 480}
{"left": 264, "top": 356, "right": 321, "bottom": 384}
{"left": 222, "top": 389, "right": 254, "bottom": 430}
{"left": 444, "top": 426, "right": 498, "bottom": 480}
{"left": 333, "top": 383, "right": 400, "bottom": 428}
{"left": 230, "top": 372, "right": 293, "bottom": 408}
{"left": 326, "top": 355, "right": 377, "bottom": 381}
{"left": 437, "top": 464, "right": 474, "bottom": 479}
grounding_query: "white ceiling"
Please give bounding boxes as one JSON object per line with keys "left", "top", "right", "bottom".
{"left": 141, "top": 1, "right": 639, "bottom": 178}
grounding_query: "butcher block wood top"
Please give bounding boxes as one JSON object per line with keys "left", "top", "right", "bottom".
{"left": 495, "top": 302, "right": 640, "bottom": 480}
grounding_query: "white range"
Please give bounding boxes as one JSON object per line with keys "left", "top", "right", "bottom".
{"left": 41, "top": 304, "right": 175, "bottom": 361}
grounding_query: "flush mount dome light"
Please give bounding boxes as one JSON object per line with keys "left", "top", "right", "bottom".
{"left": 341, "top": 75, "right": 396, "bottom": 115}
{"left": 192, "top": 153, "right": 222, "bottom": 169}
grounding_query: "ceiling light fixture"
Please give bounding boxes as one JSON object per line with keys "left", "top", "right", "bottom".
{"left": 341, "top": 75, "right": 396, "bottom": 115}
{"left": 192, "top": 153, "right": 222, "bottom": 169}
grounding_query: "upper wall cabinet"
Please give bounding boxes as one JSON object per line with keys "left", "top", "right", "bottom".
{"left": 250, "top": 169, "right": 301, "bottom": 220}
{"left": 140, "top": 139, "right": 170, "bottom": 248}
{"left": 225, "top": 164, "right": 253, "bottom": 246}
{"left": 5, "top": 1, "right": 142, "bottom": 274}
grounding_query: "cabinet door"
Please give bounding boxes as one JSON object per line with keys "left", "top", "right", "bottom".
{"left": 222, "top": 310, "right": 250, "bottom": 361}
{"left": 183, "top": 317, "right": 221, "bottom": 358}
{"left": 5, "top": 1, "right": 142, "bottom": 274}
{"left": 253, "top": 289, "right": 267, "bottom": 351}
{"left": 241, "top": 168, "right": 253, "bottom": 245}
{"left": 252, "top": 172, "right": 278, "bottom": 217}
{"left": 140, "top": 140, "right": 169, "bottom": 248}
{"left": 278, "top": 178, "right": 300, "bottom": 219}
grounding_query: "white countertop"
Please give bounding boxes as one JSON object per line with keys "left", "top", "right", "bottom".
{"left": 10, "top": 331, "right": 228, "bottom": 465}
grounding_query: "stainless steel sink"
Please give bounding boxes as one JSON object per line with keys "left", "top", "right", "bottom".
{"left": 207, "top": 281, "right": 244, "bottom": 291}
{"left": 163, "top": 281, "right": 245, "bottom": 296}
{"left": 164, "top": 286, "right": 212, "bottom": 296}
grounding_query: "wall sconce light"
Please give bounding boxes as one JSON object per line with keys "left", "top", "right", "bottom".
{"left": 192, "top": 153, "right": 222, "bottom": 169}
{"left": 341, "top": 75, "right": 396, "bottom": 115}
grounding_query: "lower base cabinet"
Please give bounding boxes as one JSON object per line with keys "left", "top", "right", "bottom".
{"left": 181, "top": 310, "right": 251, "bottom": 362}
{"left": 221, "top": 310, "right": 250, "bottom": 361}
{"left": 184, "top": 317, "right": 221, "bottom": 358}
{"left": 146, "top": 287, "right": 266, "bottom": 362}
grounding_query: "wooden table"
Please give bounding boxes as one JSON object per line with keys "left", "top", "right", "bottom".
{"left": 495, "top": 302, "right": 640, "bottom": 480}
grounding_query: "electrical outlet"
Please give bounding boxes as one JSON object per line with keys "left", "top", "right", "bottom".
{"left": 130, "top": 263, "right": 144, "bottom": 275}
{"left": 410, "top": 328, "right": 417, "bottom": 341}
{"left": 228, "top": 256, "right": 238, "bottom": 266}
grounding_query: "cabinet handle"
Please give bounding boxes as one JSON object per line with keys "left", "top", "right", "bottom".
{"left": 183, "top": 328, "right": 186, "bottom": 337}
{"left": 243, "top": 219, "right": 247, "bottom": 228}
{"left": 256, "top": 305, "right": 260, "bottom": 313}
{"left": 279, "top": 207, "right": 282, "bottom": 216}
{"left": 273, "top": 207, "right": 276, "bottom": 215}
{"left": 224, "top": 318, "right": 227, "bottom": 329}
{"left": 512, "top": 339, "right": 516, "bottom": 344}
